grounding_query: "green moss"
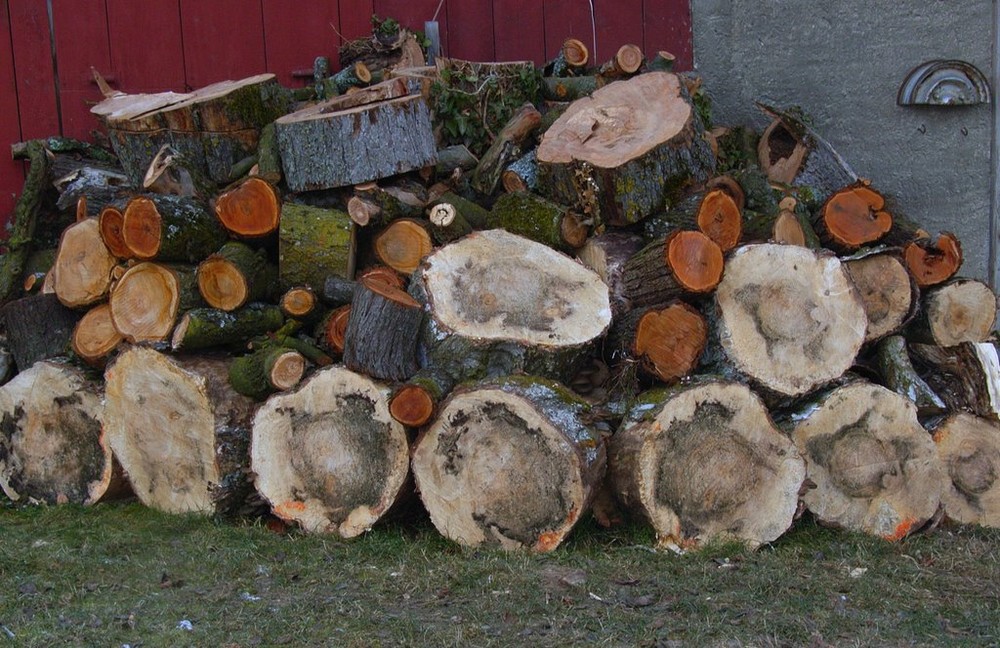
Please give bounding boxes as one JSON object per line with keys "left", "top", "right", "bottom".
{"left": 487, "top": 192, "right": 567, "bottom": 250}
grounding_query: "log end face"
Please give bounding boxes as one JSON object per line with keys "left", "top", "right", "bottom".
{"left": 934, "top": 413, "right": 1000, "bottom": 527}
{"left": 198, "top": 258, "right": 249, "bottom": 311}
{"left": 215, "top": 177, "right": 281, "bottom": 237}
{"left": 122, "top": 197, "right": 162, "bottom": 259}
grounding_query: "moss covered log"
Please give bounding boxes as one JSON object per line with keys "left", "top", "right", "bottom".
{"left": 278, "top": 202, "right": 356, "bottom": 292}
{"left": 122, "top": 194, "right": 228, "bottom": 263}
{"left": 171, "top": 303, "right": 285, "bottom": 352}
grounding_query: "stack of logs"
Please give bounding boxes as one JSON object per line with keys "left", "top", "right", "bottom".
{"left": 1, "top": 36, "right": 998, "bottom": 552}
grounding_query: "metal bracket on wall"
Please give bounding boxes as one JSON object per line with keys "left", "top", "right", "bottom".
{"left": 898, "top": 60, "right": 992, "bottom": 106}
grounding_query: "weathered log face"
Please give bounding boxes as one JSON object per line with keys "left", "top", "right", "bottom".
{"left": 919, "top": 279, "right": 997, "bottom": 347}
{"left": 932, "top": 413, "right": 1000, "bottom": 527}
{"left": 609, "top": 380, "right": 805, "bottom": 549}
{"left": 0, "top": 361, "right": 114, "bottom": 504}
{"left": 843, "top": 252, "right": 916, "bottom": 342}
{"left": 792, "top": 382, "right": 946, "bottom": 540}
{"left": 52, "top": 218, "right": 117, "bottom": 309}
{"left": 251, "top": 366, "right": 410, "bottom": 537}
{"left": 714, "top": 244, "right": 866, "bottom": 396}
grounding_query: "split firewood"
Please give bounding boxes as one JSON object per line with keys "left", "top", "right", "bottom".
{"left": 908, "top": 278, "right": 998, "bottom": 346}
{"left": 252, "top": 365, "right": 411, "bottom": 536}
{"left": 813, "top": 183, "right": 892, "bottom": 251}
{"left": 609, "top": 301, "right": 708, "bottom": 385}
{"left": 411, "top": 376, "right": 606, "bottom": 551}
{"left": 1, "top": 294, "right": 80, "bottom": 371}
{"left": 874, "top": 335, "right": 946, "bottom": 415}
{"left": 471, "top": 103, "right": 543, "bottom": 196}
{"left": 372, "top": 218, "right": 434, "bottom": 275}
{"left": 712, "top": 243, "right": 867, "bottom": 397}
{"left": 609, "top": 379, "right": 805, "bottom": 549}
{"left": 537, "top": 72, "right": 714, "bottom": 226}
{"left": 930, "top": 413, "right": 1000, "bottom": 527}
{"left": 109, "top": 262, "right": 195, "bottom": 343}
{"left": 143, "top": 144, "right": 214, "bottom": 200}
{"left": 104, "top": 347, "right": 261, "bottom": 516}
{"left": 121, "top": 194, "right": 228, "bottom": 263}
{"left": 315, "top": 304, "right": 351, "bottom": 355}
{"left": 622, "top": 231, "right": 724, "bottom": 310}
{"left": 0, "top": 360, "right": 127, "bottom": 505}
{"left": 598, "top": 44, "right": 645, "bottom": 82}
{"left": 72, "top": 302, "right": 124, "bottom": 367}
{"left": 171, "top": 303, "right": 285, "bottom": 352}
{"left": 790, "top": 381, "right": 946, "bottom": 540}
{"left": 501, "top": 149, "right": 538, "bottom": 193}
{"left": 228, "top": 345, "right": 306, "bottom": 400}
{"left": 278, "top": 203, "right": 356, "bottom": 291}
{"left": 843, "top": 248, "right": 918, "bottom": 342}
{"left": 214, "top": 176, "right": 281, "bottom": 238}
{"left": 342, "top": 277, "right": 423, "bottom": 382}
{"left": 51, "top": 218, "right": 117, "bottom": 309}
{"left": 487, "top": 191, "right": 589, "bottom": 251}
{"left": 197, "top": 242, "right": 278, "bottom": 311}
{"left": 910, "top": 342, "right": 1000, "bottom": 421}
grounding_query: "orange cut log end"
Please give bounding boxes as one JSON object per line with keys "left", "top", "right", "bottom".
{"left": 358, "top": 265, "right": 406, "bottom": 291}
{"left": 122, "top": 197, "right": 162, "bottom": 260}
{"left": 99, "top": 206, "right": 131, "bottom": 259}
{"left": 373, "top": 219, "right": 434, "bottom": 275}
{"left": 197, "top": 257, "right": 249, "bottom": 311}
{"left": 822, "top": 185, "right": 892, "bottom": 248}
{"left": 633, "top": 302, "right": 708, "bottom": 383}
{"left": 666, "top": 231, "right": 724, "bottom": 293}
{"left": 904, "top": 233, "right": 963, "bottom": 288}
{"left": 280, "top": 287, "right": 317, "bottom": 318}
{"left": 562, "top": 38, "right": 589, "bottom": 68}
{"left": 615, "top": 44, "right": 644, "bottom": 74}
{"left": 215, "top": 177, "right": 281, "bottom": 237}
{"left": 389, "top": 385, "right": 435, "bottom": 427}
{"left": 322, "top": 304, "right": 352, "bottom": 354}
{"left": 697, "top": 189, "right": 742, "bottom": 252}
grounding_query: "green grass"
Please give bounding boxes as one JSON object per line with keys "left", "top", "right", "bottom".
{"left": 1, "top": 501, "right": 998, "bottom": 647}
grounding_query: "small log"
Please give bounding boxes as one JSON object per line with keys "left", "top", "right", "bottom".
{"left": 874, "top": 335, "right": 946, "bottom": 415}
{"left": 372, "top": 218, "right": 434, "bottom": 275}
{"left": 389, "top": 367, "right": 456, "bottom": 427}
{"left": 143, "top": 144, "right": 214, "bottom": 200}
{"left": 910, "top": 342, "right": 1000, "bottom": 421}
{"left": 104, "top": 347, "right": 261, "bottom": 516}
{"left": 0, "top": 361, "right": 123, "bottom": 504}
{"left": 903, "top": 232, "right": 963, "bottom": 288}
{"left": 0, "top": 141, "right": 49, "bottom": 304}
{"left": 487, "top": 191, "right": 588, "bottom": 251}
{"left": 814, "top": 183, "right": 892, "bottom": 251}
{"left": 843, "top": 249, "right": 918, "bottom": 342}
{"left": 122, "top": 194, "right": 228, "bottom": 263}
{"left": 545, "top": 37, "right": 589, "bottom": 76}
{"left": 0, "top": 294, "right": 80, "bottom": 370}
{"left": 72, "top": 303, "right": 124, "bottom": 367}
{"left": 576, "top": 231, "right": 644, "bottom": 319}
{"left": 662, "top": 188, "right": 743, "bottom": 252}
{"left": 501, "top": 149, "right": 538, "bottom": 193}
{"left": 435, "top": 144, "right": 478, "bottom": 176}
{"left": 359, "top": 265, "right": 406, "bottom": 290}
{"left": 279, "top": 286, "right": 318, "bottom": 320}
{"left": 348, "top": 184, "right": 421, "bottom": 228}
{"left": 228, "top": 345, "right": 306, "bottom": 400}
{"left": 713, "top": 243, "right": 866, "bottom": 397}
{"left": 646, "top": 51, "right": 676, "bottom": 73}
{"left": 540, "top": 76, "right": 598, "bottom": 102}
{"left": 51, "top": 218, "right": 117, "bottom": 309}
{"left": 598, "top": 44, "right": 645, "bottom": 81}
{"left": 54, "top": 166, "right": 131, "bottom": 217}
{"left": 537, "top": 72, "right": 714, "bottom": 226}
{"left": 251, "top": 365, "right": 410, "bottom": 536}
{"left": 170, "top": 303, "right": 285, "bottom": 352}
{"left": 609, "top": 379, "right": 805, "bottom": 548}
{"left": 622, "top": 231, "right": 724, "bottom": 310}
{"left": 320, "top": 276, "right": 358, "bottom": 307}
{"left": 343, "top": 277, "right": 423, "bottom": 381}
{"left": 315, "top": 304, "right": 351, "bottom": 355}
{"left": 98, "top": 203, "right": 132, "bottom": 259}
{"left": 278, "top": 203, "right": 356, "bottom": 292}
{"left": 930, "top": 413, "right": 1000, "bottom": 527}
{"left": 790, "top": 381, "right": 946, "bottom": 540}
{"left": 426, "top": 201, "right": 473, "bottom": 245}
{"left": 611, "top": 301, "right": 708, "bottom": 384}
{"left": 909, "top": 278, "right": 997, "bottom": 346}
{"left": 108, "top": 262, "right": 187, "bottom": 343}
{"left": 214, "top": 176, "right": 281, "bottom": 238}
{"left": 197, "top": 242, "right": 278, "bottom": 311}
{"left": 431, "top": 191, "right": 490, "bottom": 230}
{"left": 471, "top": 103, "right": 543, "bottom": 196}
{"left": 411, "top": 375, "right": 606, "bottom": 550}
{"left": 330, "top": 61, "right": 373, "bottom": 94}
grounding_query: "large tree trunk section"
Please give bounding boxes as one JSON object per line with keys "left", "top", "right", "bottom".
{"left": 276, "top": 94, "right": 437, "bottom": 191}
{"left": 342, "top": 277, "right": 423, "bottom": 382}
{"left": 412, "top": 229, "right": 612, "bottom": 383}
{"left": 251, "top": 366, "right": 410, "bottom": 536}
{"left": 843, "top": 249, "right": 917, "bottom": 342}
{"left": 411, "top": 376, "right": 606, "bottom": 551}
{"left": 611, "top": 301, "right": 708, "bottom": 384}
{"left": 930, "top": 413, "right": 1000, "bottom": 527}
{"left": 813, "top": 183, "right": 892, "bottom": 250}
{"left": 228, "top": 345, "right": 306, "bottom": 401}
{"left": 903, "top": 233, "right": 963, "bottom": 288}
{"left": 910, "top": 342, "right": 1000, "bottom": 421}
{"left": 487, "top": 191, "right": 588, "bottom": 252}
{"left": 108, "top": 262, "right": 184, "bottom": 343}
{"left": 142, "top": 144, "right": 215, "bottom": 200}
{"left": 609, "top": 379, "right": 804, "bottom": 549}
{"left": 622, "top": 231, "right": 724, "bottom": 310}
{"left": 214, "top": 177, "right": 281, "bottom": 238}
{"left": 50, "top": 218, "right": 117, "bottom": 309}
{"left": 104, "top": 347, "right": 260, "bottom": 515}
{"left": 0, "top": 361, "right": 122, "bottom": 504}
{"left": 197, "top": 242, "right": 278, "bottom": 311}
{"left": 372, "top": 218, "right": 434, "bottom": 275}
{"left": 790, "top": 381, "right": 946, "bottom": 540}
{"left": 874, "top": 335, "right": 946, "bottom": 416}
{"left": 714, "top": 244, "right": 867, "bottom": 397}
{"left": 909, "top": 278, "right": 997, "bottom": 347}
{"left": 72, "top": 303, "right": 124, "bottom": 367}
{"left": 576, "top": 232, "right": 644, "bottom": 319}
{"left": 122, "top": 195, "right": 228, "bottom": 263}
{"left": 170, "top": 303, "right": 285, "bottom": 352}
{"left": 0, "top": 294, "right": 80, "bottom": 371}
{"left": 278, "top": 203, "right": 356, "bottom": 292}
{"left": 537, "top": 72, "right": 714, "bottom": 227}
{"left": 471, "top": 103, "right": 542, "bottom": 196}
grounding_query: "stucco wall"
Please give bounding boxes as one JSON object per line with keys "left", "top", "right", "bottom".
{"left": 692, "top": 1, "right": 994, "bottom": 283}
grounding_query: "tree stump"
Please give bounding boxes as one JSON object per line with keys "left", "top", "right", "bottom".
{"left": 930, "top": 413, "right": 1000, "bottom": 527}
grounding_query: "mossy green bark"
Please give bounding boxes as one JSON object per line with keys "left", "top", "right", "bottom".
{"left": 875, "top": 336, "right": 946, "bottom": 415}
{"left": 201, "top": 242, "right": 278, "bottom": 309}
{"left": 541, "top": 76, "right": 598, "bottom": 102}
{"left": 437, "top": 191, "right": 489, "bottom": 230}
{"left": 487, "top": 192, "right": 571, "bottom": 252}
{"left": 0, "top": 141, "right": 50, "bottom": 304}
{"left": 229, "top": 345, "right": 302, "bottom": 400}
{"left": 134, "top": 194, "right": 228, "bottom": 263}
{"left": 278, "top": 203, "right": 356, "bottom": 292}
{"left": 171, "top": 303, "right": 285, "bottom": 351}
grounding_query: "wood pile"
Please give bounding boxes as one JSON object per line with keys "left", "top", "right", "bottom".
{"left": 2, "top": 31, "right": 999, "bottom": 553}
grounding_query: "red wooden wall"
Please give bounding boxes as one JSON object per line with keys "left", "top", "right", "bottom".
{"left": 0, "top": 0, "right": 692, "bottom": 231}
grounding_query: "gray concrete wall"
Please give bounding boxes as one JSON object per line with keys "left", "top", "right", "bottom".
{"left": 692, "top": 1, "right": 995, "bottom": 283}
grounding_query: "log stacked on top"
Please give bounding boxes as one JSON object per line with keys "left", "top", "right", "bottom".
{"left": 1, "top": 35, "right": 999, "bottom": 554}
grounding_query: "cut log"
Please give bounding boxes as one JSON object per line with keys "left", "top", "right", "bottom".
{"left": 98, "top": 203, "right": 131, "bottom": 259}
{"left": 197, "top": 242, "right": 278, "bottom": 311}
{"left": 545, "top": 37, "right": 589, "bottom": 76}
{"left": 910, "top": 342, "right": 1000, "bottom": 421}
{"left": 647, "top": 51, "right": 676, "bottom": 73}
{"left": 348, "top": 184, "right": 421, "bottom": 228}
{"left": 171, "top": 303, "right": 285, "bottom": 352}
{"left": 430, "top": 191, "right": 490, "bottom": 230}
{"left": 214, "top": 176, "right": 281, "bottom": 238}
{"left": 471, "top": 103, "right": 543, "bottom": 196}
{"left": 108, "top": 262, "right": 185, "bottom": 343}
{"left": 874, "top": 335, "right": 946, "bottom": 415}
{"left": 251, "top": 365, "right": 410, "bottom": 536}
{"left": 598, "top": 44, "right": 645, "bottom": 80}
{"left": 278, "top": 203, "right": 356, "bottom": 292}
{"left": 104, "top": 347, "right": 261, "bottom": 516}
{"left": 537, "top": 72, "right": 714, "bottom": 226}
{"left": 540, "top": 76, "right": 598, "bottom": 102}
{"left": 664, "top": 188, "right": 743, "bottom": 252}
{"left": 389, "top": 367, "right": 456, "bottom": 427}
{"left": 622, "top": 231, "right": 724, "bottom": 310}
{"left": 814, "top": 183, "right": 892, "bottom": 251}
{"left": 342, "top": 277, "right": 423, "bottom": 382}
{"left": 0, "top": 141, "right": 49, "bottom": 304}
{"left": 435, "top": 144, "right": 478, "bottom": 176}
{"left": 903, "top": 232, "right": 963, "bottom": 288}
{"left": 72, "top": 302, "right": 124, "bottom": 367}
{"left": 930, "top": 413, "right": 1000, "bottom": 527}
{"left": 609, "top": 379, "right": 805, "bottom": 549}
{"left": 275, "top": 94, "right": 437, "bottom": 191}
{"left": 611, "top": 301, "right": 708, "bottom": 384}
{"left": 320, "top": 276, "right": 358, "bottom": 307}
{"left": 51, "top": 218, "right": 117, "bottom": 309}
{"left": 359, "top": 265, "right": 406, "bottom": 291}
{"left": 228, "top": 345, "right": 306, "bottom": 400}
{"left": 412, "top": 229, "right": 612, "bottom": 383}
{"left": 411, "top": 375, "right": 606, "bottom": 550}
{"left": 0, "top": 294, "right": 80, "bottom": 370}
{"left": 843, "top": 249, "right": 918, "bottom": 342}
{"left": 143, "top": 144, "right": 214, "bottom": 200}
{"left": 0, "top": 361, "right": 124, "bottom": 504}
{"left": 122, "top": 194, "right": 228, "bottom": 263}
{"left": 713, "top": 244, "right": 866, "bottom": 397}
{"left": 487, "top": 191, "right": 588, "bottom": 252}
{"left": 501, "top": 149, "right": 538, "bottom": 194}
{"left": 315, "top": 304, "right": 352, "bottom": 355}
{"left": 279, "top": 287, "right": 318, "bottom": 320}
{"left": 372, "top": 218, "right": 434, "bottom": 275}
{"left": 790, "top": 381, "right": 946, "bottom": 540}
{"left": 909, "top": 278, "right": 997, "bottom": 347}
{"left": 255, "top": 122, "right": 282, "bottom": 184}
{"left": 426, "top": 201, "right": 473, "bottom": 245}
{"left": 330, "top": 61, "right": 373, "bottom": 94}
{"left": 576, "top": 231, "right": 644, "bottom": 319}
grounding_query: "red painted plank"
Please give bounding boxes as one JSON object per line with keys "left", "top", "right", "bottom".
{"left": 445, "top": 0, "right": 494, "bottom": 61}
{"left": 0, "top": 1, "right": 23, "bottom": 226}
{"left": 541, "top": 0, "right": 594, "bottom": 63}
{"left": 51, "top": 0, "right": 110, "bottom": 140}
{"left": 179, "top": 0, "right": 268, "bottom": 88}
{"left": 642, "top": 0, "right": 692, "bottom": 71}
{"left": 106, "top": 0, "right": 186, "bottom": 93}
{"left": 263, "top": 0, "right": 342, "bottom": 83}
{"left": 493, "top": 0, "right": 544, "bottom": 64}
{"left": 8, "top": 0, "right": 59, "bottom": 140}
{"left": 339, "top": 0, "right": 374, "bottom": 42}
{"left": 593, "top": 0, "right": 643, "bottom": 65}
